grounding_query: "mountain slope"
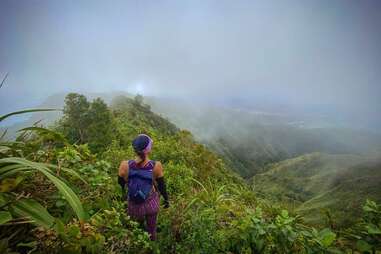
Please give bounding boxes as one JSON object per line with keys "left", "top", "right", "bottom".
{"left": 252, "top": 152, "right": 381, "bottom": 226}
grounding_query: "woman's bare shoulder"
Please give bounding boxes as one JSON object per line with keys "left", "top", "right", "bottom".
{"left": 120, "top": 160, "right": 130, "bottom": 167}
{"left": 153, "top": 161, "right": 164, "bottom": 178}
{"left": 118, "top": 160, "right": 129, "bottom": 177}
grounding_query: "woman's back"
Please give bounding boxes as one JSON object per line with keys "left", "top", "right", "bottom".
{"left": 117, "top": 134, "right": 169, "bottom": 241}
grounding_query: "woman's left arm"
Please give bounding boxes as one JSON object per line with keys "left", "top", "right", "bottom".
{"left": 154, "top": 162, "right": 169, "bottom": 208}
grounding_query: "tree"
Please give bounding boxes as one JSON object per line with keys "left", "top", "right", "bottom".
{"left": 61, "top": 93, "right": 90, "bottom": 144}
{"left": 133, "top": 94, "right": 144, "bottom": 106}
{"left": 59, "top": 94, "right": 116, "bottom": 153}
{"left": 87, "top": 98, "right": 116, "bottom": 153}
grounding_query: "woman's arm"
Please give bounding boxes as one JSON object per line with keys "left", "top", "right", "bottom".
{"left": 154, "top": 161, "right": 169, "bottom": 208}
{"left": 118, "top": 161, "right": 129, "bottom": 190}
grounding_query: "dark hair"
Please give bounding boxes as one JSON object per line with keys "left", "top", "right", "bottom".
{"left": 135, "top": 150, "right": 146, "bottom": 166}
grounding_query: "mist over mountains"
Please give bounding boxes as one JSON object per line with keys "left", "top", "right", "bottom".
{"left": 2, "top": 91, "right": 380, "bottom": 133}
{"left": 147, "top": 95, "right": 381, "bottom": 177}
{"left": 2, "top": 92, "right": 381, "bottom": 179}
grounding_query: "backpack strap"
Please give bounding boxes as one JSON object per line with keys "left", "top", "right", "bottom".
{"left": 128, "top": 160, "right": 155, "bottom": 170}
{"left": 148, "top": 160, "right": 156, "bottom": 169}
{"left": 127, "top": 160, "right": 136, "bottom": 170}
{"left": 127, "top": 160, "right": 155, "bottom": 179}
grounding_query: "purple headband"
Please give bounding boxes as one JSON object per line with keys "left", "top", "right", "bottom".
{"left": 141, "top": 134, "right": 153, "bottom": 154}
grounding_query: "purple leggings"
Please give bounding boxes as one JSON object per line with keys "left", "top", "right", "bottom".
{"left": 127, "top": 191, "right": 160, "bottom": 240}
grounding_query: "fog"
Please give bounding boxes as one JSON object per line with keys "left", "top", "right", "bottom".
{"left": 1, "top": 0, "right": 380, "bottom": 130}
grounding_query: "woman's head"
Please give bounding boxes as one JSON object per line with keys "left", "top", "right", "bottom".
{"left": 132, "top": 134, "right": 153, "bottom": 163}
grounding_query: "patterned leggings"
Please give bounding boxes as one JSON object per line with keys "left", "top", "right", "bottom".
{"left": 127, "top": 191, "right": 160, "bottom": 240}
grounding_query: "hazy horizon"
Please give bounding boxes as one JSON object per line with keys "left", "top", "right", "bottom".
{"left": 1, "top": 0, "right": 381, "bottom": 130}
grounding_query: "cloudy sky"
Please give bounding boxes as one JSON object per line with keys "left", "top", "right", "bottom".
{"left": 0, "top": 0, "right": 380, "bottom": 126}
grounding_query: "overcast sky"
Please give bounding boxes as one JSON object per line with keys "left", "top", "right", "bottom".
{"left": 0, "top": 0, "right": 380, "bottom": 125}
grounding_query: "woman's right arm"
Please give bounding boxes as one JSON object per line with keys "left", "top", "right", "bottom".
{"left": 118, "top": 161, "right": 129, "bottom": 190}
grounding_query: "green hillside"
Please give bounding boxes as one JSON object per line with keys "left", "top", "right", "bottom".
{"left": 1, "top": 93, "right": 380, "bottom": 253}
{"left": 253, "top": 152, "right": 381, "bottom": 227}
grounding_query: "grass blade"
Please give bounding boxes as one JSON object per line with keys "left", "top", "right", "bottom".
{"left": 46, "top": 164, "right": 87, "bottom": 184}
{"left": 18, "top": 127, "right": 69, "bottom": 145}
{"left": 10, "top": 198, "right": 54, "bottom": 228}
{"left": 0, "top": 109, "right": 60, "bottom": 122}
{"left": 0, "top": 211, "right": 12, "bottom": 225}
{"left": 0, "top": 72, "right": 8, "bottom": 89}
{"left": 0, "top": 157, "right": 87, "bottom": 222}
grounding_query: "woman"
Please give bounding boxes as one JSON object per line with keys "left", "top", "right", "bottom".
{"left": 117, "top": 134, "right": 169, "bottom": 241}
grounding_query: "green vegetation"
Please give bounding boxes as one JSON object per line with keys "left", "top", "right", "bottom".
{"left": 58, "top": 93, "right": 117, "bottom": 153}
{"left": 253, "top": 153, "right": 381, "bottom": 228}
{"left": 1, "top": 94, "right": 380, "bottom": 253}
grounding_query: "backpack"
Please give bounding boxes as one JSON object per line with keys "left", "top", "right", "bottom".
{"left": 127, "top": 160, "right": 155, "bottom": 203}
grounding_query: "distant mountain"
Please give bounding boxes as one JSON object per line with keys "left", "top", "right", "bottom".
{"left": 252, "top": 152, "right": 381, "bottom": 227}
{"left": 148, "top": 99, "right": 381, "bottom": 177}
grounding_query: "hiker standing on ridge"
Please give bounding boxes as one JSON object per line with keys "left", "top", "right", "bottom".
{"left": 117, "top": 134, "right": 169, "bottom": 241}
